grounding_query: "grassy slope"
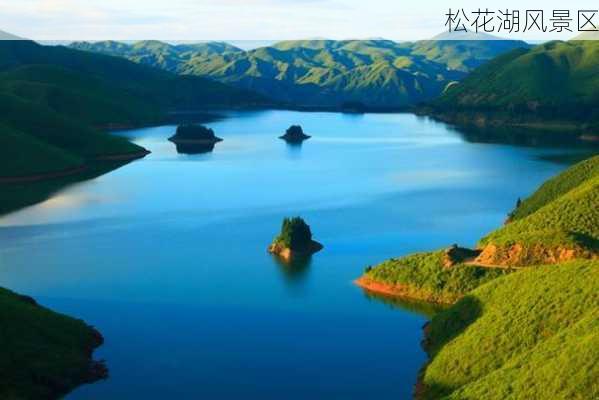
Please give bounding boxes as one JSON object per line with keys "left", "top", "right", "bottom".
{"left": 433, "top": 41, "right": 599, "bottom": 123}
{"left": 0, "top": 65, "right": 160, "bottom": 126}
{"left": 70, "top": 38, "right": 528, "bottom": 107}
{"left": 405, "top": 34, "right": 530, "bottom": 72}
{"left": 0, "top": 125, "right": 83, "bottom": 177}
{"left": 0, "top": 92, "right": 143, "bottom": 159}
{"left": 510, "top": 155, "right": 599, "bottom": 220}
{"left": 481, "top": 168, "right": 599, "bottom": 250}
{"left": 0, "top": 40, "right": 265, "bottom": 109}
{"left": 0, "top": 39, "right": 268, "bottom": 178}
{"left": 363, "top": 251, "right": 509, "bottom": 304}
{"left": 358, "top": 156, "right": 599, "bottom": 399}
{"left": 363, "top": 156, "right": 599, "bottom": 297}
{"left": 422, "top": 260, "right": 599, "bottom": 400}
{"left": 0, "top": 287, "right": 104, "bottom": 400}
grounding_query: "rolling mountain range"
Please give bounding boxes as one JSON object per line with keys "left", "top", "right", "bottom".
{"left": 71, "top": 35, "right": 529, "bottom": 108}
{"left": 431, "top": 40, "right": 599, "bottom": 127}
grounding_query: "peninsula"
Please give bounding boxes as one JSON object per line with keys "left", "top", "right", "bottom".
{"left": 356, "top": 155, "right": 599, "bottom": 399}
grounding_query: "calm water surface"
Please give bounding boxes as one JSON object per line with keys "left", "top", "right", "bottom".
{"left": 0, "top": 111, "right": 583, "bottom": 399}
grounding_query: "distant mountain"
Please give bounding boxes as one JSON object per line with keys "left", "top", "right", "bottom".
{"left": 403, "top": 32, "right": 530, "bottom": 72}
{"left": 71, "top": 40, "right": 243, "bottom": 73}
{"left": 0, "top": 40, "right": 267, "bottom": 180}
{"left": 71, "top": 36, "right": 529, "bottom": 108}
{"left": 431, "top": 40, "right": 599, "bottom": 126}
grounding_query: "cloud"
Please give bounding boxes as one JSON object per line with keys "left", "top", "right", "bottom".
{"left": 0, "top": 0, "right": 589, "bottom": 41}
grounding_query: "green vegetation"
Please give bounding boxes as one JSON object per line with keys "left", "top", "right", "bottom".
{"left": 363, "top": 251, "right": 509, "bottom": 304}
{"left": 364, "top": 156, "right": 599, "bottom": 297}
{"left": 407, "top": 32, "right": 531, "bottom": 72}
{"left": 169, "top": 125, "right": 222, "bottom": 142}
{"left": 421, "top": 260, "right": 599, "bottom": 400}
{"left": 280, "top": 125, "right": 310, "bottom": 142}
{"left": 481, "top": 158, "right": 599, "bottom": 254}
{"left": 0, "top": 39, "right": 266, "bottom": 180}
{"left": 0, "top": 287, "right": 105, "bottom": 400}
{"left": 431, "top": 40, "right": 599, "bottom": 126}
{"left": 359, "top": 155, "right": 599, "bottom": 399}
{"left": 510, "top": 155, "right": 599, "bottom": 220}
{"left": 0, "top": 124, "right": 82, "bottom": 177}
{"left": 274, "top": 217, "right": 315, "bottom": 251}
{"left": 71, "top": 36, "right": 527, "bottom": 108}
{"left": 0, "top": 92, "right": 142, "bottom": 160}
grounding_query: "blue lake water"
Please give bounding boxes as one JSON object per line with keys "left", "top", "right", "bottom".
{"left": 0, "top": 111, "right": 585, "bottom": 399}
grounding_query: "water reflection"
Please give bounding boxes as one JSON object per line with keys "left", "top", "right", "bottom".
{"left": 451, "top": 124, "right": 599, "bottom": 149}
{"left": 271, "top": 254, "right": 313, "bottom": 284}
{"left": 172, "top": 142, "right": 218, "bottom": 155}
{"left": 284, "top": 140, "right": 305, "bottom": 159}
{"left": 0, "top": 161, "right": 132, "bottom": 217}
{"left": 360, "top": 289, "right": 447, "bottom": 319}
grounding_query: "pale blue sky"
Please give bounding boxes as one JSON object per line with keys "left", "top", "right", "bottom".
{"left": 0, "top": 0, "right": 593, "bottom": 41}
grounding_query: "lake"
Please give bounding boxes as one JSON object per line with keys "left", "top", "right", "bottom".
{"left": 0, "top": 111, "right": 588, "bottom": 399}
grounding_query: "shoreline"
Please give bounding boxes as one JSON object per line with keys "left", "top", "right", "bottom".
{"left": 0, "top": 288, "right": 107, "bottom": 399}
{"left": 1, "top": 151, "right": 151, "bottom": 184}
{"left": 354, "top": 276, "right": 457, "bottom": 305}
{"left": 417, "top": 108, "right": 599, "bottom": 137}
{"left": 92, "top": 150, "right": 151, "bottom": 161}
{"left": 0, "top": 166, "right": 88, "bottom": 184}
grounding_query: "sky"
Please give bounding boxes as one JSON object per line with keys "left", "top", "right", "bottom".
{"left": 0, "top": 0, "right": 596, "bottom": 42}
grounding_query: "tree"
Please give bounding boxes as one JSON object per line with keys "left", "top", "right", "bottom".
{"left": 277, "top": 217, "right": 313, "bottom": 250}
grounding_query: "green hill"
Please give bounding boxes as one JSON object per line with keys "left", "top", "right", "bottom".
{"left": 421, "top": 259, "right": 598, "bottom": 400}
{"left": 360, "top": 156, "right": 599, "bottom": 300}
{"left": 0, "top": 124, "right": 83, "bottom": 177}
{"left": 0, "top": 92, "right": 144, "bottom": 160}
{"left": 431, "top": 40, "right": 599, "bottom": 126}
{"left": 510, "top": 155, "right": 599, "bottom": 221}
{"left": 359, "top": 250, "right": 509, "bottom": 304}
{"left": 477, "top": 156, "right": 599, "bottom": 266}
{"left": 405, "top": 32, "right": 530, "bottom": 72}
{"left": 71, "top": 37, "right": 528, "bottom": 108}
{"left": 0, "top": 65, "right": 159, "bottom": 126}
{"left": 0, "top": 287, "right": 106, "bottom": 399}
{"left": 0, "top": 39, "right": 268, "bottom": 181}
{"left": 357, "top": 155, "right": 599, "bottom": 399}
{"left": 0, "top": 40, "right": 266, "bottom": 110}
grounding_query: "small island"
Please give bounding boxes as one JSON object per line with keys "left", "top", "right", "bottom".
{"left": 268, "top": 217, "right": 323, "bottom": 261}
{"left": 279, "top": 125, "right": 311, "bottom": 143}
{"left": 168, "top": 124, "right": 223, "bottom": 145}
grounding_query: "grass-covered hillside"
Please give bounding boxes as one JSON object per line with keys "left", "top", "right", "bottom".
{"left": 431, "top": 40, "right": 599, "bottom": 126}
{"left": 359, "top": 251, "right": 509, "bottom": 304}
{"left": 0, "top": 39, "right": 267, "bottom": 180}
{"left": 479, "top": 155, "right": 599, "bottom": 266}
{"left": 421, "top": 260, "right": 598, "bottom": 400}
{"left": 360, "top": 156, "right": 599, "bottom": 299}
{"left": 0, "top": 40, "right": 265, "bottom": 111}
{"left": 357, "top": 155, "right": 599, "bottom": 400}
{"left": 0, "top": 287, "right": 106, "bottom": 399}
{"left": 0, "top": 123, "right": 83, "bottom": 177}
{"left": 510, "top": 155, "right": 599, "bottom": 220}
{"left": 406, "top": 32, "right": 530, "bottom": 72}
{"left": 71, "top": 36, "right": 528, "bottom": 108}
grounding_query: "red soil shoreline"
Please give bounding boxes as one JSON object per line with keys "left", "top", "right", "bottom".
{"left": 354, "top": 276, "right": 456, "bottom": 305}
